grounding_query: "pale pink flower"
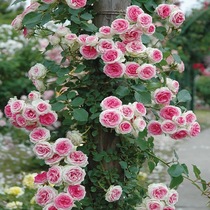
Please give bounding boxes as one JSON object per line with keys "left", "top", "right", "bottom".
{"left": 28, "top": 63, "right": 47, "bottom": 80}
{"left": 166, "top": 78, "right": 179, "bottom": 94}
{"left": 156, "top": 4, "right": 172, "bottom": 19}
{"left": 100, "top": 96, "right": 122, "bottom": 110}
{"left": 34, "top": 171, "right": 48, "bottom": 185}
{"left": 188, "top": 122, "right": 200, "bottom": 137}
{"left": 125, "top": 5, "right": 144, "bottom": 22}
{"left": 65, "top": 0, "right": 87, "bottom": 9}
{"left": 99, "top": 109, "right": 123, "bottom": 128}
{"left": 165, "top": 189, "right": 179, "bottom": 206}
{"left": 147, "top": 121, "right": 163, "bottom": 135}
{"left": 173, "top": 115, "right": 186, "bottom": 126}
{"left": 42, "top": 90, "right": 54, "bottom": 100}
{"left": 67, "top": 185, "right": 86, "bottom": 201}
{"left": 153, "top": 87, "right": 173, "bottom": 105}
{"left": 169, "top": 10, "right": 185, "bottom": 28}
{"left": 170, "top": 129, "right": 189, "bottom": 140}
{"left": 103, "top": 62, "right": 125, "bottom": 78}
{"left": 159, "top": 105, "right": 181, "bottom": 120}
{"left": 0, "top": 120, "right": 6, "bottom": 127}
{"left": 48, "top": 34, "right": 60, "bottom": 46}
{"left": 97, "top": 39, "right": 115, "bottom": 54}
{"left": 53, "top": 138, "right": 74, "bottom": 156}
{"left": 105, "top": 185, "right": 122, "bottom": 202}
{"left": 41, "top": 0, "right": 57, "bottom": 4}
{"left": 10, "top": 100, "right": 25, "bottom": 114}
{"left": 143, "top": 24, "right": 156, "bottom": 35}
{"left": 161, "top": 120, "right": 177, "bottom": 134}
{"left": 22, "top": 2, "right": 40, "bottom": 17}
{"left": 33, "top": 142, "right": 53, "bottom": 159}
{"left": 177, "top": 61, "right": 185, "bottom": 73}
{"left": 183, "top": 111, "right": 197, "bottom": 124}
{"left": 125, "top": 62, "right": 139, "bottom": 78}
{"left": 147, "top": 48, "right": 163, "bottom": 64}
{"left": 115, "top": 41, "right": 126, "bottom": 54}
{"left": 137, "top": 64, "right": 156, "bottom": 80}
{"left": 4, "top": 104, "right": 12, "bottom": 118}
{"left": 65, "top": 150, "right": 88, "bottom": 167}
{"left": 39, "top": 111, "right": 58, "bottom": 126}
{"left": 11, "top": 14, "right": 23, "bottom": 30}
{"left": 22, "top": 105, "right": 38, "bottom": 121}
{"left": 133, "top": 102, "right": 147, "bottom": 116}
{"left": 79, "top": 45, "right": 98, "bottom": 60}
{"left": 133, "top": 117, "right": 146, "bottom": 132}
{"left": 33, "top": 80, "right": 46, "bottom": 92}
{"left": 66, "top": 130, "right": 84, "bottom": 147}
{"left": 55, "top": 26, "right": 71, "bottom": 37}
{"left": 119, "top": 104, "right": 134, "bottom": 120}
{"left": 54, "top": 193, "right": 74, "bottom": 209}
{"left": 111, "top": 18, "right": 130, "bottom": 34}
{"left": 98, "top": 26, "right": 112, "bottom": 38}
{"left": 101, "top": 49, "right": 124, "bottom": 64}
{"left": 77, "top": 34, "right": 89, "bottom": 45}
{"left": 116, "top": 121, "right": 133, "bottom": 134}
{"left": 163, "top": 206, "right": 175, "bottom": 210}
{"left": 144, "top": 198, "right": 164, "bottom": 210}
{"left": 43, "top": 203, "right": 57, "bottom": 210}
{"left": 62, "top": 165, "right": 86, "bottom": 185}
{"left": 45, "top": 153, "right": 63, "bottom": 166}
{"left": 47, "top": 165, "right": 62, "bottom": 185}
{"left": 28, "top": 91, "right": 41, "bottom": 101}
{"left": 137, "top": 13, "right": 153, "bottom": 28}
{"left": 29, "top": 127, "right": 51, "bottom": 143}
{"left": 85, "top": 35, "right": 98, "bottom": 46}
{"left": 120, "top": 27, "right": 142, "bottom": 42}
{"left": 63, "top": 33, "right": 78, "bottom": 46}
{"left": 35, "top": 186, "right": 57, "bottom": 206}
{"left": 126, "top": 41, "right": 146, "bottom": 57}
{"left": 148, "top": 183, "right": 169, "bottom": 200}
{"left": 33, "top": 100, "right": 51, "bottom": 115}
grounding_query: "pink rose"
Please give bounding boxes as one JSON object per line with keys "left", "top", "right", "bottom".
{"left": 97, "top": 39, "right": 115, "bottom": 54}
{"left": 153, "top": 87, "right": 173, "bottom": 105}
{"left": 188, "top": 122, "right": 200, "bottom": 137}
{"left": 173, "top": 115, "right": 186, "bottom": 126}
{"left": 148, "top": 183, "right": 169, "bottom": 200}
{"left": 111, "top": 18, "right": 130, "bottom": 34}
{"left": 161, "top": 120, "right": 177, "bottom": 134}
{"left": 28, "top": 63, "right": 47, "bottom": 80}
{"left": 133, "top": 102, "right": 147, "bottom": 116}
{"left": 64, "top": 33, "right": 78, "bottom": 47}
{"left": 119, "top": 105, "right": 134, "bottom": 120}
{"left": 98, "top": 26, "right": 112, "bottom": 38}
{"left": 183, "top": 111, "right": 197, "bottom": 124}
{"left": 65, "top": 151, "right": 88, "bottom": 167}
{"left": 169, "top": 10, "right": 185, "bottom": 28}
{"left": 166, "top": 78, "right": 179, "bottom": 94}
{"left": 85, "top": 35, "right": 98, "bottom": 46}
{"left": 137, "top": 64, "right": 156, "bottom": 80}
{"left": 120, "top": 27, "right": 142, "bottom": 42}
{"left": 16, "top": 114, "right": 27, "bottom": 127}
{"left": 116, "top": 121, "right": 133, "bottom": 134}
{"left": 22, "top": 105, "right": 38, "bottom": 121}
{"left": 33, "top": 142, "right": 53, "bottom": 159}
{"left": 125, "top": 5, "right": 144, "bottom": 22}
{"left": 101, "top": 49, "right": 124, "bottom": 64}
{"left": 148, "top": 121, "right": 163, "bottom": 135}
{"left": 78, "top": 34, "right": 89, "bottom": 45}
{"left": 53, "top": 138, "right": 74, "bottom": 156}
{"left": 100, "top": 96, "right": 122, "bottom": 110}
{"left": 125, "top": 62, "right": 139, "bottom": 78}
{"left": 156, "top": 4, "right": 172, "bottom": 19}
{"left": 35, "top": 186, "right": 57, "bottom": 206}
{"left": 163, "top": 206, "right": 175, "bottom": 210}
{"left": 103, "top": 62, "right": 125, "bottom": 78}
{"left": 62, "top": 165, "right": 86, "bottom": 185}
{"left": 4, "top": 104, "right": 12, "bottom": 118}
{"left": 41, "top": 0, "right": 57, "bottom": 4}
{"left": 105, "top": 185, "right": 122, "bottom": 202}
{"left": 65, "top": 0, "right": 87, "bottom": 9}
{"left": 54, "top": 193, "right": 74, "bottom": 209}
{"left": 67, "top": 185, "right": 86, "bottom": 201}
{"left": 133, "top": 117, "right": 146, "bottom": 132}
{"left": 144, "top": 24, "right": 156, "bottom": 35}
{"left": 137, "top": 13, "right": 153, "bottom": 28}
{"left": 47, "top": 165, "right": 62, "bottom": 185}
{"left": 28, "top": 91, "right": 41, "bottom": 101}
{"left": 29, "top": 127, "right": 51, "bottom": 143}
{"left": 144, "top": 198, "right": 164, "bottom": 210}
{"left": 34, "top": 171, "right": 48, "bottom": 185}
{"left": 79, "top": 45, "right": 98, "bottom": 60}
{"left": 115, "top": 41, "right": 126, "bottom": 54}
{"left": 11, "top": 14, "right": 23, "bottom": 30}
{"left": 170, "top": 129, "right": 189, "bottom": 140}
{"left": 45, "top": 153, "right": 63, "bottom": 166}
{"left": 165, "top": 189, "right": 179, "bottom": 206}
{"left": 33, "top": 100, "right": 51, "bottom": 115}
{"left": 147, "top": 48, "right": 163, "bottom": 64}
{"left": 43, "top": 204, "right": 57, "bottom": 210}
{"left": 99, "top": 109, "right": 123, "bottom": 128}
{"left": 10, "top": 100, "right": 25, "bottom": 114}
{"left": 126, "top": 41, "right": 146, "bottom": 56}
{"left": 159, "top": 105, "right": 181, "bottom": 120}
{"left": 39, "top": 111, "right": 58, "bottom": 126}
{"left": 22, "top": 2, "right": 40, "bottom": 17}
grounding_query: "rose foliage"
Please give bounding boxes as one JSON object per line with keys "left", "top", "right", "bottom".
{"left": 4, "top": 0, "right": 210, "bottom": 209}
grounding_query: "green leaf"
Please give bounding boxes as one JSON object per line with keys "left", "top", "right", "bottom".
{"left": 193, "top": 165, "right": 201, "bottom": 179}
{"left": 71, "top": 97, "right": 85, "bottom": 107}
{"left": 52, "top": 102, "right": 65, "bottom": 111}
{"left": 73, "top": 108, "right": 88, "bottom": 122}
{"left": 75, "top": 64, "right": 86, "bottom": 73}
{"left": 119, "top": 161, "right": 127, "bottom": 169}
{"left": 177, "top": 89, "right": 192, "bottom": 102}
{"left": 201, "top": 179, "right": 207, "bottom": 191}
{"left": 71, "top": 15, "right": 81, "bottom": 24}
{"left": 181, "top": 163, "right": 189, "bottom": 176}
{"left": 67, "top": 91, "right": 77, "bottom": 99}
{"left": 134, "top": 91, "right": 151, "bottom": 104}
{"left": 81, "top": 22, "right": 98, "bottom": 32}
{"left": 22, "top": 12, "right": 42, "bottom": 28}
{"left": 80, "top": 13, "right": 93, "bottom": 20}
{"left": 169, "top": 175, "right": 184, "bottom": 189}
{"left": 41, "top": 13, "right": 51, "bottom": 26}
{"left": 136, "top": 138, "right": 148, "bottom": 151}
{"left": 154, "top": 32, "right": 165, "bottom": 41}
{"left": 141, "top": 34, "right": 150, "bottom": 44}
{"left": 168, "top": 164, "right": 184, "bottom": 177}
{"left": 172, "top": 53, "right": 182, "bottom": 63}
{"left": 56, "top": 76, "right": 67, "bottom": 85}
{"left": 115, "top": 86, "right": 130, "bottom": 97}
{"left": 148, "top": 161, "right": 156, "bottom": 173}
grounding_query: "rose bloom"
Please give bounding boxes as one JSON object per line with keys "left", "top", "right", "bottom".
{"left": 62, "top": 165, "right": 86, "bottom": 185}
{"left": 169, "top": 10, "right": 185, "bottom": 28}
{"left": 133, "top": 102, "right": 147, "bottom": 116}
{"left": 147, "top": 48, "right": 163, "bottom": 64}
{"left": 166, "top": 78, "right": 179, "bottom": 94}
{"left": 79, "top": 45, "right": 98, "bottom": 60}
{"left": 43, "top": 203, "right": 57, "bottom": 210}
{"left": 77, "top": 34, "right": 89, "bottom": 45}
{"left": 39, "top": 111, "right": 58, "bottom": 126}
{"left": 65, "top": 150, "right": 88, "bottom": 167}
{"left": 16, "top": 114, "right": 27, "bottom": 127}
{"left": 119, "top": 27, "right": 142, "bottom": 42}
{"left": 33, "top": 79, "right": 46, "bottom": 92}
{"left": 66, "top": 130, "right": 84, "bottom": 146}
{"left": 161, "top": 120, "right": 177, "bottom": 134}
{"left": 101, "top": 49, "right": 124, "bottom": 64}
{"left": 33, "top": 142, "right": 53, "bottom": 159}
{"left": 100, "top": 96, "right": 122, "bottom": 110}
{"left": 115, "top": 41, "right": 126, "bottom": 54}
{"left": 35, "top": 186, "right": 57, "bottom": 206}
{"left": 103, "top": 62, "right": 125, "bottom": 78}
{"left": 116, "top": 121, "right": 133, "bottom": 134}
{"left": 67, "top": 185, "right": 86, "bottom": 201}
{"left": 54, "top": 192, "right": 74, "bottom": 209}
{"left": 65, "top": 0, "right": 87, "bottom": 9}
{"left": 111, "top": 18, "right": 130, "bottom": 34}
{"left": 148, "top": 183, "right": 169, "bottom": 200}
{"left": 170, "top": 129, "right": 189, "bottom": 140}
{"left": 22, "top": 173, "right": 37, "bottom": 189}
{"left": 133, "top": 117, "right": 146, "bottom": 132}
{"left": 137, "top": 13, "right": 153, "bottom": 28}
{"left": 144, "top": 23, "right": 156, "bottom": 36}
{"left": 125, "top": 62, "right": 140, "bottom": 78}
{"left": 10, "top": 100, "right": 25, "bottom": 114}
{"left": 126, "top": 41, "right": 146, "bottom": 57}
{"left": 144, "top": 198, "right": 165, "bottom": 210}
{"left": 105, "top": 185, "right": 122, "bottom": 202}
{"left": 153, "top": 87, "right": 173, "bottom": 105}
{"left": 22, "top": 2, "right": 40, "bottom": 17}
{"left": 29, "top": 127, "right": 51, "bottom": 143}
{"left": 28, "top": 91, "right": 41, "bottom": 101}
{"left": 4, "top": 104, "right": 12, "bottom": 118}
{"left": 33, "top": 100, "right": 51, "bottom": 115}
{"left": 97, "top": 39, "right": 115, "bottom": 54}
{"left": 45, "top": 153, "right": 64, "bottom": 166}
{"left": 165, "top": 189, "right": 179, "bottom": 206}
{"left": 137, "top": 64, "right": 156, "bottom": 80}
{"left": 173, "top": 115, "right": 186, "bottom": 126}
{"left": 53, "top": 138, "right": 74, "bottom": 156}
{"left": 63, "top": 33, "right": 78, "bottom": 47}
{"left": 11, "top": 14, "right": 23, "bottom": 30}
{"left": 41, "top": 0, "right": 57, "bottom": 3}
{"left": 163, "top": 206, "right": 175, "bottom": 210}
{"left": 159, "top": 105, "right": 181, "bottom": 120}
{"left": 156, "top": 4, "right": 172, "bottom": 19}
{"left": 5, "top": 186, "right": 24, "bottom": 197}
{"left": 34, "top": 171, "right": 48, "bottom": 185}
{"left": 183, "top": 110, "right": 197, "bottom": 124}
{"left": 99, "top": 109, "right": 123, "bottom": 128}
{"left": 147, "top": 121, "right": 163, "bottom": 135}
{"left": 125, "top": 5, "right": 144, "bottom": 22}
{"left": 119, "top": 104, "right": 134, "bottom": 120}
{"left": 188, "top": 122, "right": 200, "bottom": 137}
{"left": 22, "top": 105, "right": 38, "bottom": 122}
{"left": 98, "top": 26, "right": 112, "bottom": 38}
{"left": 47, "top": 165, "right": 63, "bottom": 185}
{"left": 84, "top": 35, "right": 99, "bottom": 46}
{"left": 28, "top": 63, "right": 47, "bottom": 80}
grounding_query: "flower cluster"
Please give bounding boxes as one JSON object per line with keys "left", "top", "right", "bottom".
{"left": 148, "top": 105, "right": 200, "bottom": 140}
{"left": 139, "top": 183, "right": 178, "bottom": 210}
{"left": 4, "top": 91, "right": 57, "bottom": 131}
{"left": 99, "top": 96, "right": 147, "bottom": 137}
